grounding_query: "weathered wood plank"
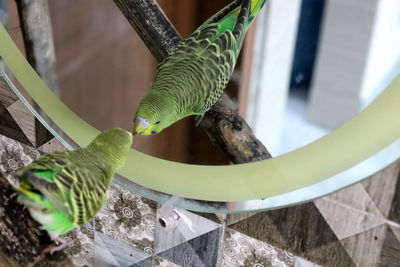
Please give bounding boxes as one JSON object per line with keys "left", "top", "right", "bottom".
{"left": 15, "top": 0, "right": 59, "bottom": 95}
{"left": 0, "top": 74, "right": 18, "bottom": 108}
{"left": 113, "top": 0, "right": 181, "bottom": 62}
{"left": 0, "top": 101, "right": 32, "bottom": 146}
{"left": 15, "top": 0, "right": 59, "bottom": 147}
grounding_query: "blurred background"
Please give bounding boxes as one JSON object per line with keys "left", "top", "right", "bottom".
{"left": 4, "top": 0, "right": 400, "bottom": 165}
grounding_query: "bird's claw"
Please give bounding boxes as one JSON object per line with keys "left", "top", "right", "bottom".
{"left": 49, "top": 236, "right": 66, "bottom": 254}
{"left": 195, "top": 108, "right": 210, "bottom": 127}
{"left": 9, "top": 192, "right": 18, "bottom": 200}
{"left": 195, "top": 114, "right": 204, "bottom": 126}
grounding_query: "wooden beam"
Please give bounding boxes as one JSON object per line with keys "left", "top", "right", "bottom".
{"left": 113, "top": 0, "right": 272, "bottom": 163}
{"left": 15, "top": 0, "right": 59, "bottom": 147}
{"left": 113, "top": 0, "right": 181, "bottom": 62}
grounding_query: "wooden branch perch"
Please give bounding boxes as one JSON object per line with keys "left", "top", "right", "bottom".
{"left": 113, "top": 0, "right": 272, "bottom": 163}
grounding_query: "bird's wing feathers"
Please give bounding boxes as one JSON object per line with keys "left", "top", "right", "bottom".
{"left": 165, "top": 0, "right": 251, "bottom": 62}
{"left": 25, "top": 151, "right": 72, "bottom": 172}
{"left": 162, "top": 0, "right": 252, "bottom": 84}
{"left": 18, "top": 151, "right": 72, "bottom": 214}
{"left": 232, "top": 0, "right": 251, "bottom": 52}
{"left": 21, "top": 150, "right": 110, "bottom": 226}
{"left": 21, "top": 170, "right": 68, "bottom": 214}
{"left": 53, "top": 165, "right": 109, "bottom": 225}
{"left": 172, "top": 21, "right": 238, "bottom": 58}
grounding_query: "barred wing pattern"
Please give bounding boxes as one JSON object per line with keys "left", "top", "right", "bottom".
{"left": 21, "top": 150, "right": 111, "bottom": 226}
{"left": 150, "top": 0, "right": 252, "bottom": 115}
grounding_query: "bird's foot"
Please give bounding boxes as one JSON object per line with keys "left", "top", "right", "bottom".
{"left": 195, "top": 108, "right": 210, "bottom": 127}
{"left": 5, "top": 192, "right": 19, "bottom": 206}
{"left": 195, "top": 114, "right": 205, "bottom": 126}
{"left": 9, "top": 192, "right": 18, "bottom": 200}
{"left": 9, "top": 193, "right": 27, "bottom": 210}
{"left": 49, "top": 236, "right": 66, "bottom": 254}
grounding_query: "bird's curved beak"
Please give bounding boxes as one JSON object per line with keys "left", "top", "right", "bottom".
{"left": 133, "top": 122, "right": 147, "bottom": 135}
{"left": 133, "top": 116, "right": 149, "bottom": 135}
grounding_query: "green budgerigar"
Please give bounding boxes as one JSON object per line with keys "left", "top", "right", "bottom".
{"left": 13, "top": 128, "right": 132, "bottom": 253}
{"left": 133, "top": 0, "right": 266, "bottom": 135}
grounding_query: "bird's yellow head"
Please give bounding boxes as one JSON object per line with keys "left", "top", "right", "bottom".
{"left": 133, "top": 114, "right": 164, "bottom": 136}
{"left": 133, "top": 92, "right": 179, "bottom": 136}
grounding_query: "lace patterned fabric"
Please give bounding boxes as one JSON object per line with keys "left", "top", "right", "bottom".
{"left": 95, "top": 183, "right": 157, "bottom": 255}
{"left": 222, "top": 228, "right": 296, "bottom": 267}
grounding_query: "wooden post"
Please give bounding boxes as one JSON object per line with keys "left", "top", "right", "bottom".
{"left": 15, "top": 0, "right": 59, "bottom": 148}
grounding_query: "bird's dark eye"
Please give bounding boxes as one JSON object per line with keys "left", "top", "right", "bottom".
{"left": 155, "top": 121, "right": 160, "bottom": 124}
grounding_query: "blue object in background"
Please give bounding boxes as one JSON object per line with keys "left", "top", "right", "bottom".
{"left": 290, "top": 0, "right": 326, "bottom": 91}
{"left": 0, "top": 0, "right": 7, "bottom": 26}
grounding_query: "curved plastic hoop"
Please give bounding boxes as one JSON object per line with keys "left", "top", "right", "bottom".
{"left": 0, "top": 23, "right": 399, "bottom": 213}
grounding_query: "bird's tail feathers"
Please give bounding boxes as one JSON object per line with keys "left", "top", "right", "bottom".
{"left": 248, "top": 0, "right": 267, "bottom": 27}
{"left": 232, "top": 0, "right": 252, "bottom": 49}
{"left": 22, "top": 170, "right": 58, "bottom": 191}
{"left": 40, "top": 209, "right": 75, "bottom": 236}
{"left": 205, "top": 0, "right": 266, "bottom": 29}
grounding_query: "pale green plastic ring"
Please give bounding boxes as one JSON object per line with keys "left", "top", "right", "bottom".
{"left": 0, "top": 23, "right": 399, "bottom": 212}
